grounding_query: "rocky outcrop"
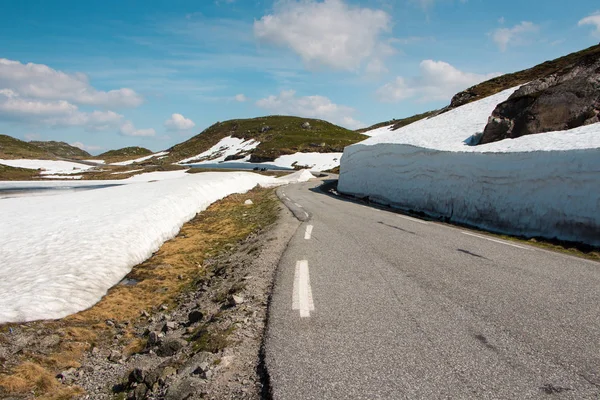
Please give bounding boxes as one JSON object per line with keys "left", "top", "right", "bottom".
{"left": 480, "top": 54, "right": 600, "bottom": 144}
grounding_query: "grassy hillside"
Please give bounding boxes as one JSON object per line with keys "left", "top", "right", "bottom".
{"left": 30, "top": 141, "right": 90, "bottom": 159}
{"left": 0, "top": 164, "right": 40, "bottom": 180}
{"left": 96, "top": 147, "right": 153, "bottom": 163}
{"left": 0, "top": 135, "right": 55, "bottom": 160}
{"left": 358, "top": 110, "right": 439, "bottom": 133}
{"left": 163, "top": 115, "right": 368, "bottom": 163}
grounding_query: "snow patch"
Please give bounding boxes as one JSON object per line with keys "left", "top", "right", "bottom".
{"left": 271, "top": 152, "right": 342, "bottom": 171}
{"left": 0, "top": 159, "right": 94, "bottom": 175}
{"left": 179, "top": 136, "right": 259, "bottom": 164}
{"left": 110, "top": 151, "right": 169, "bottom": 166}
{"left": 0, "top": 169, "right": 315, "bottom": 323}
{"left": 361, "top": 124, "right": 395, "bottom": 137}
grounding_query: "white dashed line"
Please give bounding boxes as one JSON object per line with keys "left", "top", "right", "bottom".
{"left": 397, "top": 214, "right": 428, "bottom": 225}
{"left": 304, "top": 225, "right": 313, "bottom": 240}
{"left": 292, "top": 260, "right": 314, "bottom": 318}
{"left": 294, "top": 202, "right": 303, "bottom": 208}
{"left": 462, "top": 231, "right": 533, "bottom": 250}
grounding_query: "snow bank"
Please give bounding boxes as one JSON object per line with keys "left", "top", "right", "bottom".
{"left": 179, "top": 136, "right": 259, "bottom": 164}
{"left": 82, "top": 159, "right": 105, "bottom": 164}
{"left": 271, "top": 152, "right": 342, "bottom": 171}
{"left": 110, "top": 151, "right": 169, "bottom": 166}
{"left": 0, "top": 159, "right": 94, "bottom": 175}
{"left": 262, "top": 169, "right": 315, "bottom": 187}
{"left": 0, "top": 170, "right": 315, "bottom": 322}
{"left": 339, "top": 88, "right": 600, "bottom": 246}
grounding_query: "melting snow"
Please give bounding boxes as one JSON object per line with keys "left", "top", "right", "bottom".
{"left": 179, "top": 136, "right": 259, "bottom": 164}
{"left": 0, "top": 170, "right": 315, "bottom": 323}
{"left": 110, "top": 151, "right": 170, "bottom": 166}
{"left": 0, "top": 159, "right": 94, "bottom": 174}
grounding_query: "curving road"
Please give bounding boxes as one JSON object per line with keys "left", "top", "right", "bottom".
{"left": 264, "top": 176, "right": 600, "bottom": 399}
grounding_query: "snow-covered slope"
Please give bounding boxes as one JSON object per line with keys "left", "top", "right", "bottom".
{"left": 361, "top": 125, "right": 395, "bottom": 137}
{"left": 270, "top": 152, "right": 342, "bottom": 171}
{"left": 110, "top": 151, "right": 169, "bottom": 166}
{"left": 339, "top": 88, "right": 600, "bottom": 246}
{"left": 0, "top": 159, "right": 94, "bottom": 175}
{"left": 179, "top": 136, "right": 259, "bottom": 164}
{"left": 0, "top": 170, "right": 314, "bottom": 323}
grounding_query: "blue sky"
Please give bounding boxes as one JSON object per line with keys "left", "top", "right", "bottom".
{"left": 0, "top": 0, "right": 598, "bottom": 154}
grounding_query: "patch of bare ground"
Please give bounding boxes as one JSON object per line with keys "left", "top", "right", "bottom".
{"left": 0, "top": 185, "right": 298, "bottom": 399}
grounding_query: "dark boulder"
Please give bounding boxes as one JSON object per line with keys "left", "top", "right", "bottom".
{"left": 480, "top": 56, "right": 600, "bottom": 144}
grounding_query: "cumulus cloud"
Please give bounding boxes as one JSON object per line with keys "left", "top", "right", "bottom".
{"left": 256, "top": 90, "right": 363, "bottom": 129}
{"left": 164, "top": 113, "right": 195, "bottom": 131}
{"left": 579, "top": 11, "right": 600, "bottom": 37}
{"left": 234, "top": 94, "right": 247, "bottom": 102}
{"left": 0, "top": 89, "right": 123, "bottom": 130}
{"left": 119, "top": 121, "right": 156, "bottom": 137}
{"left": 491, "top": 21, "right": 539, "bottom": 52}
{"left": 0, "top": 58, "right": 143, "bottom": 108}
{"left": 254, "top": 0, "right": 392, "bottom": 71}
{"left": 376, "top": 60, "right": 500, "bottom": 103}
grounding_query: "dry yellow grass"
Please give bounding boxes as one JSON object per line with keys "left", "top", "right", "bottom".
{"left": 0, "top": 185, "right": 279, "bottom": 399}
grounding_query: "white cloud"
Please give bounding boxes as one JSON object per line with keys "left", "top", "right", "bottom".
{"left": 119, "top": 121, "right": 156, "bottom": 137}
{"left": 164, "top": 113, "right": 195, "bottom": 131}
{"left": 491, "top": 21, "right": 539, "bottom": 52}
{"left": 376, "top": 60, "right": 500, "bottom": 103}
{"left": 579, "top": 11, "right": 600, "bottom": 37}
{"left": 234, "top": 94, "right": 247, "bottom": 102}
{"left": 0, "top": 90, "right": 123, "bottom": 130}
{"left": 255, "top": 90, "right": 363, "bottom": 129}
{"left": 70, "top": 141, "right": 103, "bottom": 152}
{"left": 254, "top": 0, "right": 392, "bottom": 71}
{"left": 24, "top": 133, "right": 41, "bottom": 141}
{"left": 0, "top": 58, "right": 143, "bottom": 108}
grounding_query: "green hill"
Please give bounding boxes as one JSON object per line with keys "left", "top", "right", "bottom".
{"left": 163, "top": 115, "right": 367, "bottom": 164}
{"left": 0, "top": 135, "right": 55, "bottom": 160}
{"left": 96, "top": 147, "right": 153, "bottom": 163}
{"left": 29, "top": 141, "right": 91, "bottom": 159}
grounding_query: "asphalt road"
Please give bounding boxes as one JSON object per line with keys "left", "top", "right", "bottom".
{"left": 264, "top": 176, "right": 600, "bottom": 400}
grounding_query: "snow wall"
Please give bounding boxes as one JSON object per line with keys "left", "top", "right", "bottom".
{"left": 338, "top": 144, "right": 600, "bottom": 246}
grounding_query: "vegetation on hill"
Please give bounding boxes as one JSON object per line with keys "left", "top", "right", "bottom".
{"left": 29, "top": 141, "right": 90, "bottom": 159}
{"left": 0, "top": 164, "right": 40, "bottom": 180}
{"left": 0, "top": 135, "right": 55, "bottom": 160}
{"left": 357, "top": 111, "right": 439, "bottom": 133}
{"left": 163, "top": 115, "right": 368, "bottom": 163}
{"left": 97, "top": 147, "right": 153, "bottom": 163}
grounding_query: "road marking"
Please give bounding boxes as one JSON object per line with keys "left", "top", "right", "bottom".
{"left": 292, "top": 260, "right": 314, "bottom": 318}
{"left": 294, "top": 202, "right": 303, "bottom": 208}
{"left": 462, "top": 232, "right": 533, "bottom": 250}
{"left": 304, "top": 225, "right": 313, "bottom": 240}
{"left": 302, "top": 211, "right": 309, "bottom": 219}
{"left": 397, "top": 214, "right": 428, "bottom": 225}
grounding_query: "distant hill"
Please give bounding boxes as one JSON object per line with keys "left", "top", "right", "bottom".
{"left": 0, "top": 164, "right": 40, "bottom": 180}
{"left": 0, "top": 135, "right": 55, "bottom": 160}
{"left": 30, "top": 141, "right": 90, "bottom": 159}
{"left": 163, "top": 115, "right": 367, "bottom": 164}
{"left": 358, "top": 110, "right": 439, "bottom": 134}
{"left": 96, "top": 147, "right": 153, "bottom": 163}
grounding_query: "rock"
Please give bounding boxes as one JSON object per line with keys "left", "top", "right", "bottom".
{"left": 131, "top": 382, "right": 148, "bottom": 400}
{"left": 148, "top": 331, "right": 160, "bottom": 346}
{"left": 301, "top": 121, "right": 311, "bottom": 129}
{"left": 140, "top": 310, "right": 150, "bottom": 318}
{"left": 144, "top": 370, "right": 160, "bottom": 388}
{"left": 187, "top": 310, "right": 204, "bottom": 325}
{"left": 108, "top": 350, "right": 121, "bottom": 363}
{"left": 161, "top": 321, "right": 177, "bottom": 333}
{"left": 260, "top": 125, "right": 271, "bottom": 133}
{"left": 244, "top": 199, "right": 253, "bottom": 205}
{"left": 229, "top": 294, "right": 245, "bottom": 306}
{"left": 160, "top": 366, "right": 177, "bottom": 382}
{"left": 156, "top": 338, "right": 186, "bottom": 357}
{"left": 105, "top": 320, "right": 115, "bottom": 327}
{"left": 480, "top": 54, "right": 600, "bottom": 144}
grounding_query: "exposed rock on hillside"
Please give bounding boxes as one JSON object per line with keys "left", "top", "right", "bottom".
{"left": 30, "top": 140, "right": 91, "bottom": 159}
{"left": 480, "top": 53, "right": 600, "bottom": 144}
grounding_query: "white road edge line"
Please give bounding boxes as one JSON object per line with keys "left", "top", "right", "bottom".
{"left": 462, "top": 231, "right": 533, "bottom": 250}
{"left": 292, "top": 260, "right": 314, "bottom": 318}
{"left": 397, "top": 214, "right": 428, "bottom": 225}
{"left": 294, "top": 202, "right": 303, "bottom": 208}
{"left": 304, "top": 225, "right": 313, "bottom": 240}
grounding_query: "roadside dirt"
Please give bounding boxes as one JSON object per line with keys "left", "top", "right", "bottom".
{"left": 0, "top": 186, "right": 301, "bottom": 399}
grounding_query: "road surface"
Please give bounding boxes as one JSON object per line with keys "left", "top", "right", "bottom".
{"left": 264, "top": 176, "right": 600, "bottom": 399}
